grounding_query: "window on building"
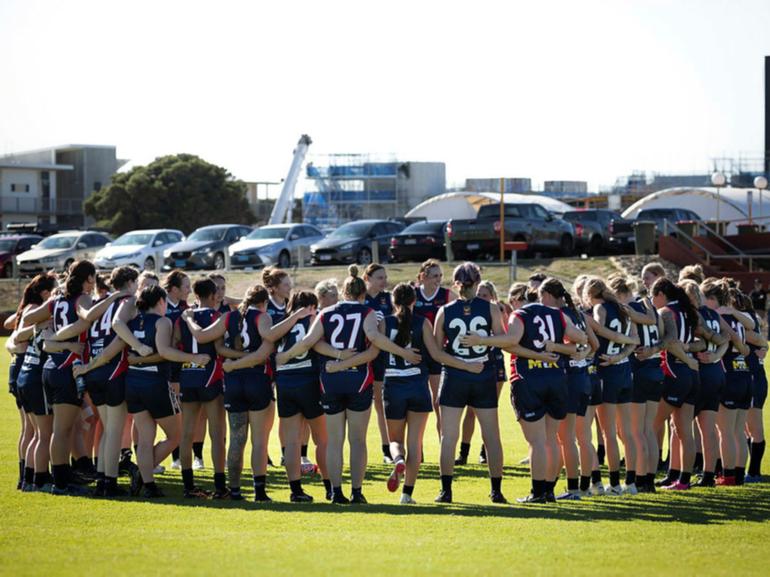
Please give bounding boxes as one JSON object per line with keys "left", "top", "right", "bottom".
{"left": 10, "top": 184, "right": 30, "bottom": 193}
{"left": 93, "top": 181, "right": 102, "bottom": 191}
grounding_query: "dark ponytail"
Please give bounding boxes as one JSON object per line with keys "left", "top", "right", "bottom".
{"left": 16, "top": 273, "right": 58, "bottom": 328}
{"left": 136, "top": 285, "right": 167, "bottom": 312}
{"left": 64, "top": 260, "right": 96, "bottom": 298}
{"left": 539, "top": 277, "right": 578, "bottom": 316}
{"left": 287, "top": 290, "right": 318, "bottom": 314}
{"left": 651, "top": 278, "right": 698, "bottom": 332}
{"left": 238, "top": 284, "right": 269, "bottom": 334}
{"left": 392, "top": 283, "right": 416, "bottom": 347}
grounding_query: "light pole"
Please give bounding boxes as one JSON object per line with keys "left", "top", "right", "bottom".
{"left": 754, "top": 175, "right": 768, "bottom": 230}
{"left": 711, "top": 172, "right": 727, "bottom": 231}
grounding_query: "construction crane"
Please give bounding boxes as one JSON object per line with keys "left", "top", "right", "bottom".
{"left": 268, "top": 134, "right": 312, "bottom": 225}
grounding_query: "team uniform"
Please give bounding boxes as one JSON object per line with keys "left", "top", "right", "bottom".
{"left": 381, "top": 314, "right": 432, "bottom": 420}
{"left": 695, "top": 306, "right": 726, "bottom": 414}
{"left": 509, "top": 303, "right": 568, "bottom": 421}
{"left": 17, "top": 329, "right": 51, "bottom": 416}
{"left": 9, "top": 350, "right": 25, "bottom": 409}
{"left": 562, "top": 306, "right": 591, "bottom": 416}
{"left": 165, "top": 299, "right": 189, "bottom": 384}
{"left": 595, "top": 302, "right": 633, "bottom": 405}
{"left": 745, "top": 310, "right": 767, "bottom": 410}
{"left": 660, "top": 300, "right": 698, "bottom": 408}
{"left": 125, "top": 313, "right": 179, "bottom": 419}
{"left": 275, "top": 316, "right": 323, "bottom": 420}
{"left": 720, "top": 313, "right": 752, "bottom": 410}
{"left": 84, "top": 295, "right": 130, "bottom": 407}
{"left": 42, "top": 295, "right": 86, "bottom": 407}
{"left": 439, "top": 297, "right": 498, "bottom": 410}
{"left": 582, "top": 305, "right": 602, "bottom": 407}
{"left": 318, "top": 301, "right": 375, "bottom": 414}
{"left": 414, "top": 286, "right": 451, "bottom": 376}
{"left": 178, "top": 308, "right": 223, "bottom": 403}
{"left": 629, "top": 300, "right": 665, "bottom": 404}
{"left": 223, "top": 308, "right": 273, "bottom": 413}
{"left": 364, "top": 290, "right": 393, "bottom": 382}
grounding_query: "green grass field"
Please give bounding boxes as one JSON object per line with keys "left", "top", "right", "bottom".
{"left": 0, "top": 256, "right": 768, "bottom": 577}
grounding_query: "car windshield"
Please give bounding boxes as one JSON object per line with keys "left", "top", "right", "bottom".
{"left": 402, "top": 221, "right": 443, "bottom": 234}
{"left": 0, "top": 239, "right": 16, "bottom": 251}
{"left": 39, "top": 235, "right": 77, "bottom": 249}
{"left": 246, "top": 227, "right": 289, "bottom": 240}
{"left": 112, "top": 233, "right": 153, "bottom": 246}
{"left": 188, "top": 228, "right": 227, "bottom": 242}
{"left": 328, "top": 223, "right": 372, "bottom": 238}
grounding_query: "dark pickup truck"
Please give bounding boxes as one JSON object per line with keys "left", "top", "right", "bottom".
{"left": 563, "top": 209, "right": 635, "bottom": 254}
{"left": 447, "top": 203, "right": 575, "bottom": 259}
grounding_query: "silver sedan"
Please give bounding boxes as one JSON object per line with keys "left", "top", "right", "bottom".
{"left": 228, "top": 224, "right": 325, "bottom": 269}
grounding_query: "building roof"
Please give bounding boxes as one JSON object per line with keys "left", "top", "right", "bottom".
{"left": 621, "top": 186, "right": 770, "bottom": 233}
{"left": 0, "top": 162, "right": 73, "bottom": 171}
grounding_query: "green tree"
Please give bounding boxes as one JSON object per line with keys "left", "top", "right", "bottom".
{"left": 85, "top": 154, "right": 255, "bottom": 234}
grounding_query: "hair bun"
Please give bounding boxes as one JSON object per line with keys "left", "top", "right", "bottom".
{"left": 348, "top": 264, "right": 359, "bottom": 279}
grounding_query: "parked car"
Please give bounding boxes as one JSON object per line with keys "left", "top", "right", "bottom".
{"left": 448, "top": 203, "right": 575, "bottom": 259}
{"left": 311, "top": 220, "right": 405, "bottom": 265}
{"left": 0, "top": 235, "right": 42, "bottom": 277}
{"left": 162, "top": 224, "right": 252, "bottom": 271}
{"left": 94, "top": 229, "right": 184, "bottom": 271}
{"left": 229, "top": 224, "right": 325, "bottom": 269}
{"left": 17, "top": 231, "right": 112, "bottom": 275}
{"left": 388, "top": 220, "right": 447, "bottom": 263}
{"left": 636, "top": 208, "right": 702, "bottom": 235}
{"left": 562, "top": 209, "right": 635, "bottom": 255}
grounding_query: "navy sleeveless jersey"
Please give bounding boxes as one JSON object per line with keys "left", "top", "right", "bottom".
{"left": 46, "top": 294, "right": 85, "bottom": 369}
{"left": 510, "top": 303, "right": 565, "bottom": 379}
{"left": 364, "top": 291, "right": 393, "bottom": 322}
{"left": 383, "top": 314, "right": 428, "bottom": 379}
{"left": 267, "top": 296, "right": 287, "bottom": 324}
{"left": 127, "top": 313, "right": 169, "bottom": 379}
{"left": 722, "top": 313, "right": 749, "bottom": 373}
{"left": 165, "top": 299, "right": 188, "bottom": 325}
{"left": 442, "top": 297, "right": 493, "bottom": 368}
{"left": 224, "top": 308, "right": 268, "bottom": 376}
{"left": 699, "top": 306, "right": 723, "bottom": 355}
{"left": 276, "top": 315, "right": 317, "bottom": 380}
{"left": 217, "top": 302, "right": 231, "bottom": 315}
{"left": 18, "top": 329, "right": 47, "bottom": 387}
{"left": 562, "top": 306, "right": 588, "bottom": 374}
{"left": 179, "top": 307, "right": 222, "bottom": 387}
{"left": 745, "top": 311, "right": 762, "bottom": 373}
{"left": 660, "top": 300, "right": 695, "bottom": 372}
{"left": 630, "top": 299, "right": 661, "bottom": 352}
{"left": 87, "top": 294, "right": 130, "bottom": 379}
{"left": 319, "top": 301, "right": 374, "bottom": 392}
{"left": 414, "top": 286, "right": 450, "bottom": 325}
{"left": 596, "top": 301, "right": 631, "bottom": 362}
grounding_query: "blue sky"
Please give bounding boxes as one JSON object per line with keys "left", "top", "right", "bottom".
{"left": 1, "top": 0, "right": 769, "bottom": 192}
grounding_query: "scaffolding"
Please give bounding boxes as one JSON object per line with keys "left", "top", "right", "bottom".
{"left": 303, "top": 153, "right": 400, "bottom": 227}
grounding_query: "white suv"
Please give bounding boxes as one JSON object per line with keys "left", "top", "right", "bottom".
{"left": 94, "top": 229, "right": 184, "bottom": 271}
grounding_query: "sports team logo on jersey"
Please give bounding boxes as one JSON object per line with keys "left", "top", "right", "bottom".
{"left": 463, "top": 305, "right": 472, "bottom": 316}
{"left": 415, "top": 301, "right": 422, "bottom": 307}
{"left": 380, "top": 297, "right": 387, "bottom": 305}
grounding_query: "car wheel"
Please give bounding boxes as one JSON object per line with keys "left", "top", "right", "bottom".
{"left": 278, "top": 251, "right": 291, "bottom": 268}
{"left": 213, "top": 253, "right": 226, "bottom": 270}
{"left": 588, "top": 235, "right": 603, "bottom": 256}
{"left": 559, "top": 234, "right": 574, "bottom": 256}
{"left": 63, "top": 259, "right": 74, "bottom": 271}
{"left": 357, "top": 248, "right": 372, "bottom": 265}
{"left": 143, "top": 257, "right": 155, "bottom": 271}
